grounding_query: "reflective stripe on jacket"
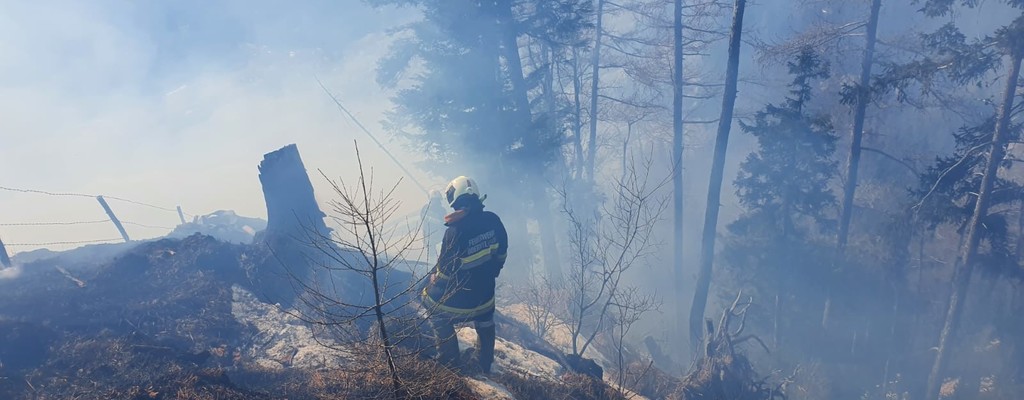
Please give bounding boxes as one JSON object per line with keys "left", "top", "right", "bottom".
{"left": 421, "top": 209, "right": 507, "bottom": 317}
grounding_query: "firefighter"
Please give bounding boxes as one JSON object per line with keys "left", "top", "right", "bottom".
{"left": 421, "top": 176, "right": 507, "bottom": 374}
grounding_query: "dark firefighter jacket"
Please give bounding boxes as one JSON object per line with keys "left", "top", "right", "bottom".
{"left": 421, "top": 209, "right": 508, "bottom": 319}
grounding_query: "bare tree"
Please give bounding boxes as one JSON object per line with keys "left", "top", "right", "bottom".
{"left": 671, "top": 0, "right": 687, "bottom": 348}
{"left": 591, "top": 0, "right": 729, "bottom": 341}
{"left": 609, "top": 286, "right": 661, "bottom": 396}
{"left": 586, "top": 0, "right": 606, "bottom": 182}
{"left": 824, "top": 0, "right": 883, "bottom": 329}
{"left": 281, "top": 141, "right": 442, "bottom": 399}
{"left": 690, "top": 0, "right": 748, "bottom": 350}
{"left": 557, "top": 151, "right": 669, "bottom": 359}
{"left": 511, "top": 275, "right": 567, "bottom": 341}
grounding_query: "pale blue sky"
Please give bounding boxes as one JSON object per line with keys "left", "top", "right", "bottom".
{"left": 0, "top": 1, "right": 431, "bottom": 254}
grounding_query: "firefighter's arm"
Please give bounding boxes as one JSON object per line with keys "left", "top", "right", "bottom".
{"left": 435, "top": 227, "right": 460, "bottom": 278}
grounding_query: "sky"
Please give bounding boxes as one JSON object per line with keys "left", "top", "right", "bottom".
{"left": 1, "top": 0, "right": 1012, "bottom": 258}
{"left": 0, "top": 1, "right": 436, "bottom": 255}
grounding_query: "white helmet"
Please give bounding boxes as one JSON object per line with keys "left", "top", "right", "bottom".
{"left": 444, "top": 176, "right": 483, "bottom": 208}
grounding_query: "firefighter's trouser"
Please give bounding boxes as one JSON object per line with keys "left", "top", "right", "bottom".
{"left": 428, "top": 310, "right": 495, "bottom": 373}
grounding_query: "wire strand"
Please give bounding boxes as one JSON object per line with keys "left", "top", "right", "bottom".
{"left": 122, "top": 221, "right": 176, "bottom": 230}
{"left": 0, "top": 186, "right": 93, "bottom": 198}
{"left": 0, "top": 220, "right": 109, "bottom": 227}
{"left": 315, "top": 76, "right": 430, "bottom": 196}
{"left": 0, "top": 185, "right": 193, "bottom": 217}
{"left": 103, "top": 196, "right": 180, "bottom": 213}
{"left": 5, "top": 238, "right": 124, "bottom": 247}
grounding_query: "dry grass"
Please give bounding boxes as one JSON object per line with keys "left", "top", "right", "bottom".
{"left": 495, "top": 370, "right": 628, "bottom": 400}
{"left": 616, "top": 360, "right": 680, "bottom": 399}
{"left": 232, "top": 343, "right": 474, "bottom": 399}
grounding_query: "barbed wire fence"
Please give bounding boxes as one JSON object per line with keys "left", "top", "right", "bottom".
{"left": 0, "top": 185, "right": 195, "bottom": 266}
{"left": 0, "top": 185, "right": 440, "bottom": 268}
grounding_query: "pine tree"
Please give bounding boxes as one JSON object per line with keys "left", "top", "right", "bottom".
{"left": 733, "top": 49, "right": 837, "bottom": 240}
{"left": 724, "top": 48, "right": 838, "bottom": 350}
{"left": 375, "top": 1, "right": 592, "bottom": 183}
{"left": 866, "top": 2, "right": 1024, "bottom": 396}
{"left": 913, "top": 117, "right": 1023, "bottom": 278}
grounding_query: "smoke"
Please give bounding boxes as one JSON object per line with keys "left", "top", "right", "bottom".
{"left": 0, "top": 1, "right": 424, "bottom": 253}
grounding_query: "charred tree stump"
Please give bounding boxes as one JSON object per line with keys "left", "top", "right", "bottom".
{"left": 678, "top": 293, "right": 784, "bottom": 400}
{"left": 253, "top": 144, "right": 333, "bottom": 307}
{"left": 259, "top": 144, "right": 331, "bottom": 240}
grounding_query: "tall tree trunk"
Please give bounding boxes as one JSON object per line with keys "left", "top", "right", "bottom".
{"left": 825, "top": 0, "right": 883, "bottom": 329}
{"left": 586, "top": 0, "right": 605, "bottom": 181}
{"left": 503, "top": 201, "right": 534, "bottom": 282}
{"left": 672, "top": 0, "right": 687, "bottom": 340}
{"left": 478, "top": 1, "right": 532, "bottom": 280}
{"left": 773, "top": 292, "right": 781, "bottom": 350}
{"left": 534, "top": 187, "right": 563, "bottom": 279}
{"left": 573, "top": 48, "right": 585, "bottom": 180}
{"left": 688, "top": 0, "right": 746, "bottom": 350}
{"left": 925, "top": 49, "right": 1023, "bottom": 400}
{"left": 536, "top": 45, "right": 564, "bottom": 279}
{"left": 496, "top": 1, "right": 561, "bottom": 279}
{"left": 1017, "top": 200, "right": 1024, "bottom": 263}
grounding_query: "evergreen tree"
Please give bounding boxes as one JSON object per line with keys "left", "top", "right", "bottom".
{"left": 913, "top": 117, "right": 1023, "bottom": 278}
{"left": 732, "top": 49, "right": 837, "bottom": 240}
{"left": 866, "top": 3, "right": 1024, "bottom": 396}
{"left": 374, "top": 1, "right": 592, "bottom": 183}
{"left": 723, "top": 48, "right": 838, "bottom": 350}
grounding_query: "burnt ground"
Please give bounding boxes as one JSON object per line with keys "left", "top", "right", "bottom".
{"left": 0, "top": 233, "right": 721, "bottom": 399}
{"left": 0, "top": 234, "right": 265, "bottom": 399}
{"left": 0, "top": 234, "right": 493, "bottom": 399}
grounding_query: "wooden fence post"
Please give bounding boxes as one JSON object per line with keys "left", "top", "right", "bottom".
{"left": 96, "top": 196, "right": 131, "bottom": 242}
{"left": 0, "top": 237, "right": 11, "bottom": 269}
{"left": 176, "top": 206, "right": 186, "bottom": 224}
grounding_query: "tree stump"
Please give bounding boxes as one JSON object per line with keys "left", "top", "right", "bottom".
{"left": 252, "top": 144, "right": 333, "bottom": 306}
{"left": 258, "top": 144, "right": 331, "bottom": 240}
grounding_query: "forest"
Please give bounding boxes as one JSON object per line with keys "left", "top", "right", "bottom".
{"left": 368, "top": 0, "right": 1024, "bottom": 398}
{"left": 1, "top": 0, "right": 1023, "bottom": 399}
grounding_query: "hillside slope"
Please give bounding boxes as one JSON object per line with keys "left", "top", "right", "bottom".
{"left": 0, "top": 234, "right": 641, "bottom": 399}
